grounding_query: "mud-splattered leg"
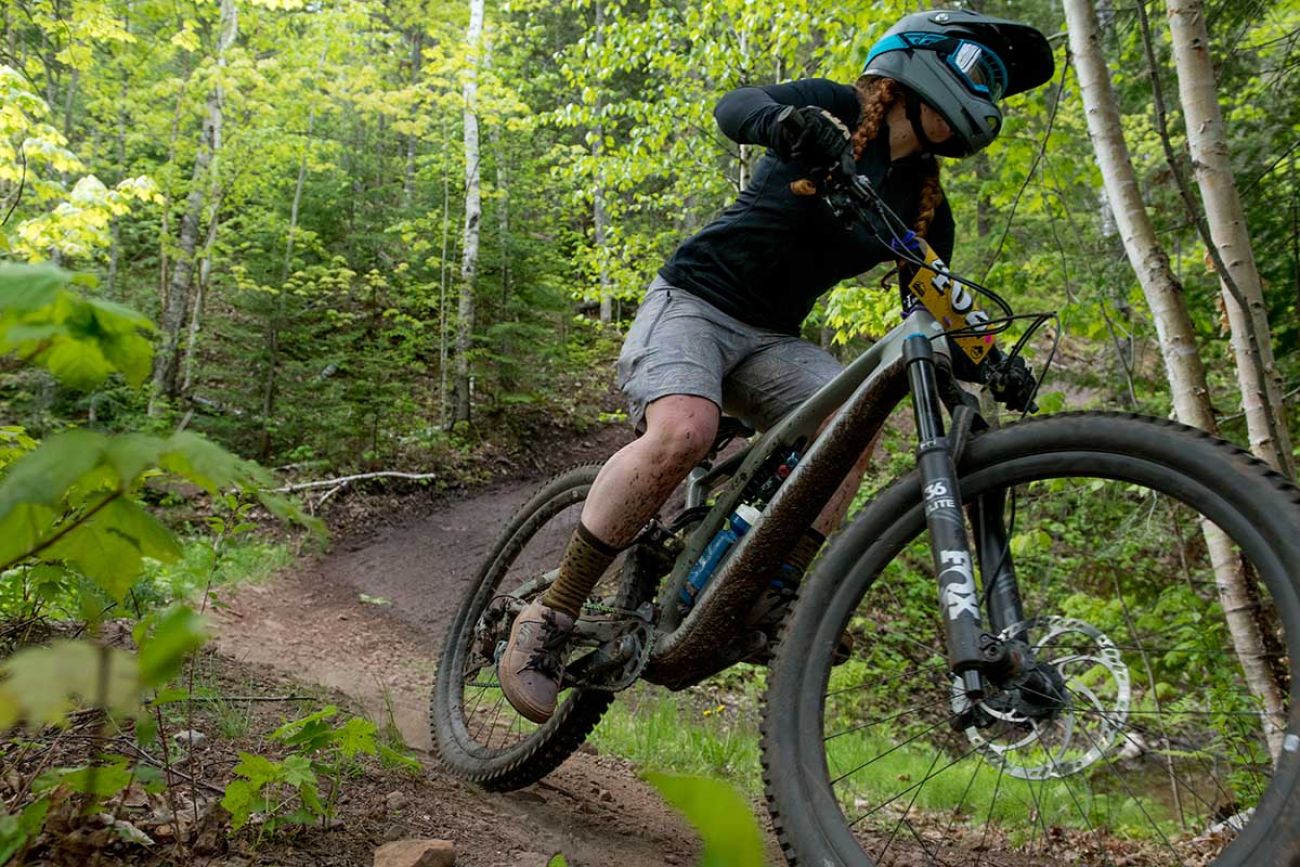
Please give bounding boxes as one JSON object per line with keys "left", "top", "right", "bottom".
{"left": 580, "top": 394, "right": 720, "bottom": 547}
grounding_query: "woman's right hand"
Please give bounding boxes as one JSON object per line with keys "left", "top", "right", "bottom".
{"left": 777, "top": 107, "right": 852, "bottom": 167}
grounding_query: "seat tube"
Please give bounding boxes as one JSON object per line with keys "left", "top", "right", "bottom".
{"left": 903, "top": 334, "right": 985, "bottom": 697}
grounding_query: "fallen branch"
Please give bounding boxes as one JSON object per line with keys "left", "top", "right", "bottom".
{"left": 272, "top": 471, "right": 437, "bottom": 493}
{"left": 184, "top": 695, "right": 314, "bottom": 703}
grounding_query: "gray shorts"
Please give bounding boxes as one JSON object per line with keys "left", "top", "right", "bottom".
{"left": 617, "top": 277, "right": 844, "bottom": 432}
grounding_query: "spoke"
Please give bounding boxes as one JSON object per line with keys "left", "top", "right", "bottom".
{"left": 825, "top": 694, "right": 956, "bottom": 742}
{"left": 942, "top": 748, "right": 984, "bottom": 840}
{"left": 850, "top": 741, "right": 983, "bottom": 827}
{"left": 878, "top": 745, "right": 945, "bottom": 865}
{"left": 1040, "top": 729, "right": 1119, "bottom": 867}
{"left": 975, "top": 756, "right": 1006, "bottom": 867}
{"left": 825, "top": 658, "right": 949, "bottom": 698}
{"left": 831, "top": 714, "right": 954, "bottom": 787}
{"left": 1070, "top": 711, "right": 1184, "bottom": 863}
{"left": 898, "top": 816, "right": 949, "bottom": 866}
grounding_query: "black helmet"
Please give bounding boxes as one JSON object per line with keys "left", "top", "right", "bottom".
{"left": 862, "top": 9, "right": 1054, "bottom": 157}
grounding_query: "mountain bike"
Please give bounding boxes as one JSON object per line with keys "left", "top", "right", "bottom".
{"left": 430, "top": 113, "right": 1300, "bottom": 866}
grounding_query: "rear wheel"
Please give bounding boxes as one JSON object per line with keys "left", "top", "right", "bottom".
{"left": 430, "top": 465, "right": 655, "bottom": 790}
{"left": 763, "top": 413, "right": 1300, "bottom": 866}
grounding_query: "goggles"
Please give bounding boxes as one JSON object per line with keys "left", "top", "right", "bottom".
{"left": 866, "top": 33, "right": 1009, "bottom": 102}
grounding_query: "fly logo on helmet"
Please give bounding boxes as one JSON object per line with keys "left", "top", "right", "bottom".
{"left": 862, "top": 9, "right": 1055, "bottom": 158}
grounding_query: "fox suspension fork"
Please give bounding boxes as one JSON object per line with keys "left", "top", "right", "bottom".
{"left": 903, "top": 334, "right": 988, "bottom": 698}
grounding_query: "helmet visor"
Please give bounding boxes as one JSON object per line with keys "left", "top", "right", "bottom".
{"left": 945, "top": 40, "right": 1008, "bottom": 102}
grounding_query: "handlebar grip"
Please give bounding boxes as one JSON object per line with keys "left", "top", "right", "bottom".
{"left": 776, "top": 105, "right": 806, "bottom": 139}
{"left": 776, "top": 107, "right": 819, "bottom": 195}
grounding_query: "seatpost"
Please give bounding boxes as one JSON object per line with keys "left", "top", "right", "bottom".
{"left": 903, "top": 333, "right": 985, "bottom": 699}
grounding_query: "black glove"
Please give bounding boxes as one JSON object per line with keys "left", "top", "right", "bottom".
{"left": 775, "top": 107, "right": 852, "bottom": 167}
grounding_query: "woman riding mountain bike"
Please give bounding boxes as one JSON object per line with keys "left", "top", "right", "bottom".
{"left": 497, "top": 9, "right": 1056, "bottom": 724}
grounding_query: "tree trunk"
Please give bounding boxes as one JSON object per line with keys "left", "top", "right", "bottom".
{"left": 593, "top": 0, "right": 612, "bottom": 324}
{"left": 491, "top": 125, "right": 510, "bottom": 303}
{"left": 402, "top": 31, "right": 422, "bottom": 210}
{"left": 439, "top": 123, "right": 452, "bottom": 429}
{"left": 180, "top": 191, "right": 223, "bottom": 396}
{"left": 151, "top": 0, "right": 237, "bottom": 410}
{"left": 1064, "top": 0, "right": 1286, "bottom": 757}
{"left": 452, "top": 0, "right": 484, "bottom": 427}
{"left": 1166, "top": 0, "right": 1296, "bottom": 480}
{"left": 257, "top": 105, "right": 315, "bottom": 458}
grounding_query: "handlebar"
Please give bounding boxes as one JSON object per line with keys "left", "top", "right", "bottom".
{"left": 775, "top": 104, "right": 1041, "bottom": 415}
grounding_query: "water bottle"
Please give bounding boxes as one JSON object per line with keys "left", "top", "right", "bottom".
{"left": 678, "top": 503, "right": 762, "bottom": 613}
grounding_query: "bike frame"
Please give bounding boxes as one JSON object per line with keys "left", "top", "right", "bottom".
{"left": 633, "top": 307, "right": 1023, "bottom": 691}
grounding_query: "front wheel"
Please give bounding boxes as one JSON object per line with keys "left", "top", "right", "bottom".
{"left": 764, "top": 413, "right": 1300, "bottom": 867}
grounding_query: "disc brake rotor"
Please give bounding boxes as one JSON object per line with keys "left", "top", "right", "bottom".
{"left": 951, "top": 615, "right": 1131, "bottom": 780}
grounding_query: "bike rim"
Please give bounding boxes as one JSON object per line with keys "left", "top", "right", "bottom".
{"left": 448, "top": 484, "right": 624, "bottom": 759}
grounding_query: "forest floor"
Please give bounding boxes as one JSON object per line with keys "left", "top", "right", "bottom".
{"left": 211, "top": 419, "right": 723, "bottom": 867}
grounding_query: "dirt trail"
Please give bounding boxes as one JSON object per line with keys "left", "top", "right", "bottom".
{"left": 213, "top": 425, "right": 713, "bottom": 867}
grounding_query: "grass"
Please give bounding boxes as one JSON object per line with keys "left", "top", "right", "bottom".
{"left": 592, "top": 688, "right": 763, "bottom": 794}
{"left": 593, "top": 686, "right": 1178, "bottom": 844}
{"left": 142, "top": 537, "right": 294, "bottom": 604}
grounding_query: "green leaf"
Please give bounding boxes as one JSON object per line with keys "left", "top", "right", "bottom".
{"left": 547, "top": 855, "right": 568, "bottom": 867}
{"left": 0, "top": 430, "right": 108, "bottom": 522}
{"left": 104, "top": 497, "right": 183, "bottom": 562}
{"left": 0, "top": 640, "right": 139, "bottom": 728}
{"left": 280, "top": 754, "right": 316, "bottom": 787}
{"left": 221, "top": 778, "right": 259, "bottom": 830}
{"left": 378, "top": 743, "right": 422, "bottom": 773}
{"left": 332, "top": 716, "right": 378, "bottom": 758}
{"left": 0, "top": 797, "right": 50, "bottom": 864}
{"left": 232, "top": 752, "right": 282, "bottom": 789}
{"left": 643, "top": 772, "right": 764, "bottom": 867}
{"left": 0, "top": 263, "right": 69, "bottom": 311}
{"left": 159, "top": 432, "right": 261, "bottom": 495}
{"left": 272, "top": 706, "right": 338, "bottom": 751}
{"left": 43, "top": 497, "right": 159, "bottom": 601}
{"left": 137, "top": 606, "right": 207, "bottom": 688}
{"left": 103, "top": 434, "right": 166, "bottom": 483}
{"left": 42, "top": 339, "right": 113, "bottom": 389}
{"left": 0, "top": 504, "right": 58, "bottom": 571}
{"left": 99, "top": 331, "right": 153, "bottom": 387}
{"left": 35, "top": 756, "right": 133, "bottom": 799}
{"left": 148, "top": 687, "right": 190, "bottom": 705}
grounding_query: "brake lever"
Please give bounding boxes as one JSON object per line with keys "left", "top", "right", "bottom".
{"left": 986, "top": 353, "right": 1039, "bottom": 414}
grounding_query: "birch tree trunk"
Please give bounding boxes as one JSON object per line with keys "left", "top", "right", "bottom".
{"left": 151, "top": 0, "right": 236, "bottom": 410}
{"left": 1064, "top": 0, "right": 1286, "bottom": 757}
{"left": 451, "top": 0, "right": 484, "bottom": 427}
{"left": 593, "top": 0, "right": 612, "bottom": 323}
{"left": 403, "top": 30, "right": 423, "bottom": 210}
{"left": 1166, "top": 0, "right": 1296, "bottom": 480}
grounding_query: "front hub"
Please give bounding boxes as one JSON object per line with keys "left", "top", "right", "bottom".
{"left": 950, "top": 615, "right": 1131, "bottom": 780}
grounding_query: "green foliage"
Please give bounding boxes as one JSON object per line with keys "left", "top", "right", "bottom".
{"left": 221, "top": 704, "right": 395, "bottom": 836}
{"left": 0, "top": 264, "right": 154, "bottom": 390}
{"left": 0, "top": 797, "right": 50, "bottom": 864}
{"left": 643, "top": 772, "right": 766, "bottom": 867}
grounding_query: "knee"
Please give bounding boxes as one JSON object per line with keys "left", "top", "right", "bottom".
{"left": 644, "top": 411, "right": 717, "bottom": 472}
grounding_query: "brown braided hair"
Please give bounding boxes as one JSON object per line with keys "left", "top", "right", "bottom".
{"left": 850, "top": 76, "right": 945, "bottom": 240}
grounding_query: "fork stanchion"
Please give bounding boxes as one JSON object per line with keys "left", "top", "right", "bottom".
{"left": 903, "top": 333, "right": 986, "bottom": 698}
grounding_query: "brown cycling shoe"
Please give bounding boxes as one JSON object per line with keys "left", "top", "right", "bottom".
{"left": 498, "top": 599, "right": 575, "bottom": 724}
